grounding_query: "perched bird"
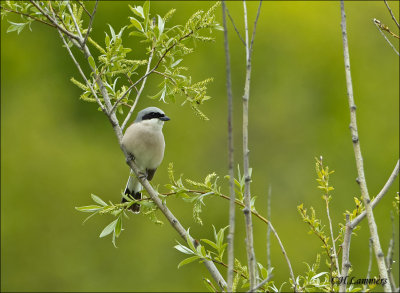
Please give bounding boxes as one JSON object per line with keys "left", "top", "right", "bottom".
{"left": 121, "top": 107, "right": 170, "bottom": 213}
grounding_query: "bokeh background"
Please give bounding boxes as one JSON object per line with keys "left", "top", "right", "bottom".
{"left": 1, "top": 1, "right": 399, "bottom": 292}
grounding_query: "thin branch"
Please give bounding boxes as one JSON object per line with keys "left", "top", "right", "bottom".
{"left": 222, "top": 1, "right": 236, "bottom": 292}
{"left": 249, "top": 0, "right": 262, "bottom": 54}
{"left": 363, "top": 238, "right": 374, "bottom": 292}
{"left": 340, "top": 2, "right": 390, "bottom": 291}
{"left": 266, "top": 185, "right": 272, "bottom": 271}
{"left": 247, "top": 275, "right": 273, "bottom": 293}
{"left": 212, "top": 259, "right": 248, "bottom": 280}
{"left": 82, "top": 0, "right": 98, "bottom": 48}
{"left": 383, "top": 0, "right": 400, "bottom": 29}
{"left": 225, "top": 6, "right": 246, "bottom": 46}
{"left": 385, "top": 212, "right": 396, "bottom": 292}
{"left": 325, "top": 196, "right": 340, "bottom": 276}
{"left": 66, "top": 1, "right": 83, "bottom": 39}
{"left": 120, "top": 49, "right": 154, "bottom": 130}
{"left": 77, "top": 0, "right": 91, "bottom": 17}
{"left": 351, "top": 159, "right": 399, "bottom": 227}
{"left": 0, "top": 5, "right": 56, "bottom": 28}
{"left": 373, "top": 19, "right": 400, "bottom": 56}
{"left": 242, "top": 1, "right": 257, "bottom": 289}
{"left": 339, "top": 214, "right": 352, "bottom": 292}
{"left": 29, "top": 0, "right": 81, "bottom": 43}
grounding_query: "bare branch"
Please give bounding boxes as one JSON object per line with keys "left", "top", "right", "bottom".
{"left": 82, "top": 0, "right": 99, "bottom": 48}
{"left": 66, "top": 2, "right": 83, "bottom": 39}
{"left": 325, "top": 195, "right": 340, "bottom": 276}
{"left": 386, "top": 212, "right": 396, "bottom": 291}
{"left": 340, "top": 2, "right": 390, "bottom": 291}
{"left": 249, "top": 0, "right": 262, "bottom": 54}
{"left": 242, "top": 1, "right": 257, "bottom": 289}
{"left": 225, "top": 6, "right": 246, "bottom": 46}
{"left": 222, "top": 1, "right": 236, "bottom": 292}
{"left": 77, "top": 0, "right": 91, "bottom": 17}
{"left": 363, "top": 238, "right": 374, "bottom": 292}
{"left": 384, "top": 0, "right": 400, "bottom": 29}
{"left": 120, "top": 49, "right": 154, "bottom": 130}
{"left": 340, "top": 214, "right": 352, "bottom": 292}
{"left": 247, "top": 274, "right": 273, "bottom": 293}
{"left": 266, "top": 185, "right": 272, "bottom": 271}
{"left": 351, "top": 159, "right": 399, "bottom": 227}
{"left": 373, "top": 19, "right": 400, "bottom": 56}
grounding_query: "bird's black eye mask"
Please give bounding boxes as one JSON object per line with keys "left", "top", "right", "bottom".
{"left": 142, "top": 112, "right": 165, "bottom": 120}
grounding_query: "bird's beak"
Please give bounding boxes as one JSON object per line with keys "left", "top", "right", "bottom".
{"left": 159, "top": 116, "right": 170, "bottom": 121}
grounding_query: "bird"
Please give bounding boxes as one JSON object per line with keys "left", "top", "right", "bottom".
{"left": 121, "top": 107, "right": 170, "bottom": 213}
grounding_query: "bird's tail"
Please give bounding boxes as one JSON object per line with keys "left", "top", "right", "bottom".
{"left": 121, "top": 170, "right": 142, "bottom": 213}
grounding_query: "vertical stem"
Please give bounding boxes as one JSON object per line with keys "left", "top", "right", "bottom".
{"left": 222, "top": 1, "right": 236, "bottom": 292}
{"left": 242, "top": 0, "right": 257, "bottom": 289}
{"left": 340, "top": 214, "right": 352, "bottom": 293}
{"left": 266, "top": 185, "right": 272, "bottom": 272}
{"left": 340, "top": 2, "right": 390, "bottom": 291}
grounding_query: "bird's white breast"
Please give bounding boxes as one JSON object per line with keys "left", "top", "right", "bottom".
{"left": 122, "top": 119, "right": 165, "bottom": 170}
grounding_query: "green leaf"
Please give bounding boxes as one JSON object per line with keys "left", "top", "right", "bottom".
{"left": 91, "top": 194, "right": 107, "bottom": 206}
{"left": 129, "top": 5, "right": 144, "bottom": 18}
{"left": 177, "top": 255, "right": 200, "bottom": 268}
{"left": 75, "top": 205, "right": 102, "bottom": 212}
{"left": 88, "top": 56, "right": 96, "bottom": 69}
{"left": 115, "top": 215, "right": 122, "bottom": 237}
{"left": 129, "top": 17, "right": 143, "bottom": 32}
{"left": 143, "top": 1, "right": 150, "bottom": 21}
{"left": 99, "top": 219, "right": 118, "bottom": 238}
{"left": 157, "top": 14, "right": 164, "bottom": 36}
{"left": 174, "top": 243, "right": 193, "bottom": 255}
{"left": 201, "top": 238, "right": 218, "bottom": 250}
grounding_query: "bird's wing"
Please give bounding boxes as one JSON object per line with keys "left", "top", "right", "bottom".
{"left": 147, "top": 168, "right": 157, "bottom": 181}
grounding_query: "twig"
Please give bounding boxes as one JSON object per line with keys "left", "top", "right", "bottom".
{"left": 383, "top": 0, "right": 400, "bottom": 29}
{"left": 268, "top": 222, "right": 297, "bottom": 292}
{"left": 373, "top": 19, "right": 400, "bottom": 56}
{"left": 66, "top": 1, "right": 83, "bottom": 39}
{"left": 77, "top": 0, "right": 91, "bottom": 17}
{"left": 242, "top": 1, "right": 257, "bottom": 289}
{"left": 0, "top": 5, "right": 56, "bottom": 28}
{"left": 351, "top": 159, "right": 399, "bottom": 227}
{"left": 340, "top": 2, "right": 390, "bottom": 291}
{"left": 120, "top": 48, "right": 154, "bottom": 130}
{"left": 249, "top": 0, "right": 262, "bottom": 54}
{"left": 385, "top": 212, "right": 396, "bottom": 292}
{"left": 363, "top": 238, "right": 373, "bottom": 292}
{"left": 247, "top": 275, "right": 272, "bottom": 293}
{"left": 225, "top": 7, "right": 246, "bottom": 46}
{"left": 82, "top": 0, "right": 98, "bottom": 48}
{"left": 212, "top": 259, "right": 248, "bottom": 280}
{"left": 339, "top": 214, "right": 352, "bottom": 292}
{"left": 29, "top": 0, "right": 81, "bottom": 43}
{"left": 267, "top": 185, "right": 272, "bottom": 271}
{"left": 203, "top": 278, "right": 219, "bottom": 292}
{"left": 222, "top": 1, "right": 236, "bottom": 292}
{"left": 325, "top": 194, "right": 340, "bottom": 276}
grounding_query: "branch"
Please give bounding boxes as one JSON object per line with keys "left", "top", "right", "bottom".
{"left": 225, "top": 6, "right": 246, "bottom": 46}
{"left": 0, "top": 5, "right": 56, "bottom": 28}
{"left": 351, "top": 159, "right": 399, "bottom": 227}
{"left": 249, "top": 0, "right": 262, "bottom": 54}
{"left": 242, "top": 0, "right": 257, "bottom": 289}
{"left": 82, "top": 0, "right": 99, "bottom": 48}
{"left": 120, "top": 48, "right": 154, "bottom": 130}
{"left": 339, "top": 214, "right": 352, "bottom": 292}
{"left": 29, "top": 0, "right": 82, "bottom": 43}
{"left": 373, "top": 19, "right": 400, "bottom": 56}
{"left": 266, "top": 185, "right": 272, "bottom": 271}
{"left": 247, "top": 275, "right": 273, "bottom": 293}
{"left": 340, "top": 2, "right": 390, "bottom": 291}
{"left": 66, "top": 2, "right": 83, "bottom": 39}
{"left": 383, "top": 0, "right": 400, "bottom": 29}
{"left": 325, "top": 196, "right": 340, "bottom": 276}
{"left": 385, "top": 212, "right": 396, "bottom": 292}
{"left": 363, "top": 238, "right": 373, "bottom": 292}
{"left": 222, "top": 1, "right": 236, "bottom": 292}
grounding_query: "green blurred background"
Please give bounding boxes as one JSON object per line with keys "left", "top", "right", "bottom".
{"left": 1, "top": 1, "right": 399, "bottom": 292}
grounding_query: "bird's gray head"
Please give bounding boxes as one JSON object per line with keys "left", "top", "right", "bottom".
{"left": 135, "top": 107, "right": 170, "bottom": 123}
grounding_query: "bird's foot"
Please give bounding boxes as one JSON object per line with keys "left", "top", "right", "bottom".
{"left": 138, "top": 171, "right": 148, "bottom": 180}
{"left": 126, "top": 152, "right": 135, "bottom": 165}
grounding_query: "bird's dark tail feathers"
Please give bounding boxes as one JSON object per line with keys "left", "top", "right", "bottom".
{"left": 122, "top": 188, "right": 141, "bottom": 213}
